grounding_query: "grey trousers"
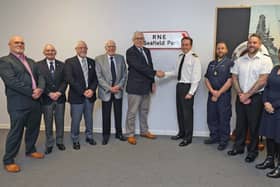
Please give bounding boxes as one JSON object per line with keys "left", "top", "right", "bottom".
{"left": 125, "top": 94, "right": 151, "bottom": 137}
{"left": 42, "top": 102, "right": 65, "bottom": 147}
{"left": 70, "top": 99, "right": 94, "bottom": 143}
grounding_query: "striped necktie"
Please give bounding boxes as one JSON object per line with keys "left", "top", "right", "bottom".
{"left": 81, "top": 58, "right": 88, "bottom": 87}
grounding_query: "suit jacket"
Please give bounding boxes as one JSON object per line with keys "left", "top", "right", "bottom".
{"left": 126, "top": 45, "right": 156, "bottom": 95}
{"left": 64, "top": 56, "right": 98, "bottom": 104}
{"left": 0, "top": 53, "right": 45, "bottom": 112}
{"left": 37, "top": 59, "right": 67, "bottom": 105}
{"left": 95, "top": 54, "right": 127, "bottom": 101}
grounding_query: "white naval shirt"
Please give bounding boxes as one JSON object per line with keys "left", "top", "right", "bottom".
{"left": 230, "top": 51, "right": 273, "bottom": 93}
{"left": 165, "top": 50, "right": 202, "bottom": 95}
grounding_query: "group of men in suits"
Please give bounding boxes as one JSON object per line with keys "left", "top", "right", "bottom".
{"left": 0, "top": 32, "right": 170, "bottom": 173}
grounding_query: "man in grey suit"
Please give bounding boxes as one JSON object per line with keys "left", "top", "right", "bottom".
{"left": 95, "top": 40, "right": 127, "bottom": 145}
{"left": 37, "top": 44, "right": 67, "bottom": 154}
{"left": 0, "top": 36, "right": 45, "bottom": 172}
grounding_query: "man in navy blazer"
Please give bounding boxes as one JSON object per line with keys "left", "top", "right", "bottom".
{"left": 64, "top": 41, "right": 98, "bottom": 150}
{"left": 125, "top": 31, "right": 164, "bottom": 145}
{"left": 0, "top": 36, "right": 45, "bottom": 172}
{"left": 37, "top": 44, "right": 67, "bottom": 154}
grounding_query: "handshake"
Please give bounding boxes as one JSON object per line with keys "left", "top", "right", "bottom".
{"left": 155, "top": 70, "right": 165, "bottom": 78}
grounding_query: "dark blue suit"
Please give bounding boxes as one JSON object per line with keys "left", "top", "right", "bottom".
{"left": 126, "top": 45, "right": 156, "bottom": 95}
{"left": 205, "top": 57, "right": 234, "bottom": 144}
{"left": 259, "top": 65, "right": 280, "bottom": 143}
{"left": 0, "top": 53, "right": 45, "bottom": 165}
{"left": 37, "top": 59, "right": 67, "bottom": 147}
{"left": 64, "top": 56, "right": 98, "bottom": 143}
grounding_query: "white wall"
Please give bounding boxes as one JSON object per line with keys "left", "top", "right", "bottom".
{"left": 0, "top": 0, "right": 279, "bottom": 136}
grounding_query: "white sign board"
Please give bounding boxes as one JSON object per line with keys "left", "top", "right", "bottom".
{"left": 143, "top": 31, "right": 189, "bottom": 49}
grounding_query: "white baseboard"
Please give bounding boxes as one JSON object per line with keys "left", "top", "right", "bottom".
{"left": 0, "top": 123, "right": 209, "bottom": 137}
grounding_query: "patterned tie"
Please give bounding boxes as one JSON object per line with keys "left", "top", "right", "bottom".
{"left": 110, "top": 56, "right": 116, "bottom": 86}
{"left": 19, "top": 55, "right": 37, "bottom": 89}
{"left": 140, "top": 48, "right": 149, "bottom": 64}
{"left": 49, "top": 61, "right": 55, "bottom": 79}
{"left": 81, "top": 58, "right": 88, "bottom": 87}
{"left": 177, "top": 54, "right": 185, "bottom": 81}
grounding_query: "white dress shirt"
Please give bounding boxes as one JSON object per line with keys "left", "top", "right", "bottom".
{"left": 107, "top": 55, "right": 118, "bottom": 75}
{"left": 231, "top": 51, "right": 273, "bottom": 93}
{"left": 165, "top": 50, "right": 202, "bottom": 95}
{"left": 46, "top": 59, "right": 55, "bottom": 71}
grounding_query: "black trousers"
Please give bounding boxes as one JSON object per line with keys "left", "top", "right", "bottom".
{"left": 176, "top": 83, "right": 194, "bottom": 141}
{"left": 3, "top": 101, "right": 41, "bottom": 165}
{"left": 102, "top": 96, "right": 123, "bottom": 139}
{"left": 234, "top": 93, "right": 263, "bottom": 155}
{"left": 266, "top": 138, "right": 280, "bottom": 162}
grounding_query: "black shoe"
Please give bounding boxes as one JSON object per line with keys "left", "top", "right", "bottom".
{"left": 45, "top": 146, "right": 53, "bottom": 154}
{"left": 245, "top": 153, "right": 258, "bottom": 163}
{"left": 102, "top": 137, "right": 109, "bottom": 145}
{"left": 73, "top": 142, "right": 80, "bottom": 150}
{"left": 86, "top": 138, "right": 97, "bottom": 145}
{"left": 115, "top": 134, "right": 127, "bottom": 141}
{"left": 227, "top": 149, "right": 244, "bottom": 156}
{"left": 217, "top": 143, "right": 228, "bottom": 151}
{"left": 171, "top": 134, "right": 184, "bottom": 140}
{"left": 179, "top": 139, "right": 192, "bottom": 147}
{"left": 267, "top": 165, "right": 280, "bottom": 178}
{"left": 56, "top": 144, "right": 66, "bottom": 151}
{"left": 256, "top": 156, "right": 275, "bottom": 169}
{"left": 204, "top": 138, "right": 219, "bottom": 145}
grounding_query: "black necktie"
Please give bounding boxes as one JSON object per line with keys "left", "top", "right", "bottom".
{"left": 50, "top": 61, "right": 55, "bottom": 79}
{"left": 110, "top": 56, "right": 116, "bottom": 86}
{"left": 177, "top": 54, "right": 185, "bottom": 81}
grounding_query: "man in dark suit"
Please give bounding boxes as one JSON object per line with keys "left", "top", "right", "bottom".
{"left": 95, "top": 40, "right": 127, "bottom": 145}
{"left": 37, "top": 44, "right": 67, "bottom": 154}
{"left": 0, "top": 36, "right": 45, "bottom": 172}
{"left": 125, "top": 31, "right": 164, "bottom": 145}
{"left": 64, "top": 41, "right": 98, "bottom": 150}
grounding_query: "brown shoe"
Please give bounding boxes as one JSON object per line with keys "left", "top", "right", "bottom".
{"left": 27, "top": 152, "right": 44, "bottom": 159}
{"left": 140, "top": 132, "right": 157, "bottom": 139}
{"left": 127, "top": 136, "right": 137, "bottom": 145}
{"left": 4, "top": 163, "right": 21, "bottom": 173}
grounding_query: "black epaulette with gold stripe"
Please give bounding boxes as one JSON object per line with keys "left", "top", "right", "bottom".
{"left": 192, "top": 53, "right": 198, "bottom": 57}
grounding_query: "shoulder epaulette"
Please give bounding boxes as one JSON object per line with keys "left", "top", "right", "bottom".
{"left": 192, "top": 53, "right": 198, "bottom": 57}
{"left": 263, "top": 53, "right": 270, "bottom": 57}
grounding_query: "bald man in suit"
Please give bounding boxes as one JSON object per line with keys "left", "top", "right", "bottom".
{"left": 0, "top": 36, "right": 45, "bottom": 173}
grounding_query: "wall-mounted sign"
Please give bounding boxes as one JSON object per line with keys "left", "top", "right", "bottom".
{"left": 143, "top": 31, "right": 189, "bottom": 49}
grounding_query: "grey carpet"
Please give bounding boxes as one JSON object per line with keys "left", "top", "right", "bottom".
{"left": 0, "top": 130, "right": 278, "bottom": 187}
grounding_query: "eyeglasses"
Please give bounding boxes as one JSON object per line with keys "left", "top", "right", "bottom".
{"left": 135, "top": 37, "right": 144, "bottom": 40}
{"left": 14, "top": 41, "right": 25, "bottom": 45}
{"left": 76, "top": 47, "right": 88, "bottom": 50}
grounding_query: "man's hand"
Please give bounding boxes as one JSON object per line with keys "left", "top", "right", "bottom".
{"left": 110, "top": 85, "right": 121, "bottom": 93}
{"left": 49, "top": 92, "right": 62, "bottom": 101}
{"left": 211, "top": 96, "right": 218, "bottom": 102}
{"left": 264, "top": 102, "right": 274, "bottom": 114}
{"left": 32, "top": 88, "right": 43, "bottom": 99}
{"left": 211, "top": 90, "right": 221, "bottom": 98}
{"left": 156, "top": 70, "right": 165, "bottom": 78}
{"left": 185, "top": 94, "right": 193, "bottom": 99}
{"left": 84, "top": 89, "right": 94, "bottom": 98}
{"left": 239, "top": 93, "right": 251, "bottom": 104}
